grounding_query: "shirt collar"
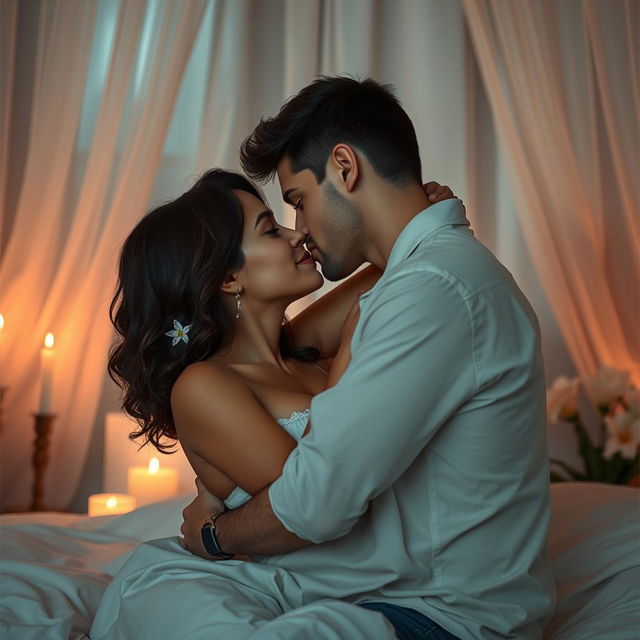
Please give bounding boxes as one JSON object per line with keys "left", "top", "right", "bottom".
{"left": 386, "top": 199, "right": 469, "bottom": 271}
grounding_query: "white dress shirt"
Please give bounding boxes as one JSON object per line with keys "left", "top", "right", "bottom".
{"left": 267, "top": 199, "right": 556, "bottom": 639}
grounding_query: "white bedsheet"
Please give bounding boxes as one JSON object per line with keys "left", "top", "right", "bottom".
{"left": 1, "top": 484, "right": 638, "bottom": 639}
{"left": 0, "top": 495, "right": 193, "bottom": 640}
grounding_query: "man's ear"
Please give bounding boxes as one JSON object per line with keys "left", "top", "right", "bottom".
{"left": 220, "top": 272, "right": 242, "bottom": 295}
{"left": 329, "top": 144, "right": 359, "bottom": 193}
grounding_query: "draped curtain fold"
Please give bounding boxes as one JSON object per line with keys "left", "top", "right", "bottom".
{"left": 585, "top": 0, "right": 640, "bottom": 251}
{"left": 0, "top": 0, "right": 18, "bottom": 234}
{"left": 462, "top": 0, "right": 639, "bottom": 386}
{"left": 0, "top": 0, "right": 207, "bottom": 510}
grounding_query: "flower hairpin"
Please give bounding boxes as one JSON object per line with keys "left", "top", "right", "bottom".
{"left": 165, "top": 319, "right": 191, "bottom": 346}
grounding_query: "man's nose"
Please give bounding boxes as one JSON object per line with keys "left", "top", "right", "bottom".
{"left": 294, "top": 214, "right": 307, "bottom": 236}
{"left": 288, "top": 227, "right": 306, "bottom": 246}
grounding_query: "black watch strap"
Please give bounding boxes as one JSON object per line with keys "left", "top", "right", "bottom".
{"left": 200, "top": 511, "right": 234, "bottom": 559}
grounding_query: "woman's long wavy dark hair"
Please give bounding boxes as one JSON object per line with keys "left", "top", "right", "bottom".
{"left": 108, "top": 169, "right": 318, "bottom": 453}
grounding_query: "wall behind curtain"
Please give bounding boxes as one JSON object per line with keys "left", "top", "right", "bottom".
{"left": 2, "top": 0, "right": 613, "bottom": 511}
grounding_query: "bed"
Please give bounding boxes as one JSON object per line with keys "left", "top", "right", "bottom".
{"left": 1, "top": 482, "right": 638, "bottom": 639}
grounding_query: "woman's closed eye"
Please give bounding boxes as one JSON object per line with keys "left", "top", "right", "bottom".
{"left": 264, "top": 226, "right": 281, "bottom": 236}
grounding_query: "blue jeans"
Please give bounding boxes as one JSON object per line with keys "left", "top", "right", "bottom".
{"left": 359, "top": 602, "right": 460, "bottom": 640}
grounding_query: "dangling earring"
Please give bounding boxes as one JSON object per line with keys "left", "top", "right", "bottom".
{"left": 235, "top": 286, "right": 241, "bottom": 319}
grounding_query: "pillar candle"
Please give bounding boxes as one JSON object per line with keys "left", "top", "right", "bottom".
{"left": 127, "top": 457, "right": 179, "bottom": 507}
{"left": 38, "top": 333, "right": 55, "bottom": 414}
{"left": 88, "top": 493, "right": 136, "bottom": 517}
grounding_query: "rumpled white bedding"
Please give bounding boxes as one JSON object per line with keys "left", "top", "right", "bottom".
{"left": 1, "top": 484, "right": 638, "bottom": 640}
{"left": 0, "top": 496, "right": 193, "bottom": 640}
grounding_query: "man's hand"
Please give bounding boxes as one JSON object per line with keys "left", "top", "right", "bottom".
{"left": 423, "top": 181, "right": 455, "bottom": 202}
{"left": 180, "top": 478, "right": 225, "bottom": 559}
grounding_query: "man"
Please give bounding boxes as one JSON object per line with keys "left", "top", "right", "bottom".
{"left": 182, "top": 76, "right": 555, "bottom": 639}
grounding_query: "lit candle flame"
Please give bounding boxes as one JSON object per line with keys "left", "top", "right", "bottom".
{"left": 0, "top": 314, "right": 4, "bottom": 330}
{"left": 106, "top": 495, "right": 117, "bottom": 509}
{"left": 44, "top": 332, "right": 54, "bottom": 349}
{"left": 148, "top": 457, "right": 160, "bottom": 474}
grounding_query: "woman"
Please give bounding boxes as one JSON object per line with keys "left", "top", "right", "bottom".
{"left": 108, "top": 168, "right": 451, "bottom": 513}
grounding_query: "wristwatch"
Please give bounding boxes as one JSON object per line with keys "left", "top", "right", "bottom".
{"left": 200, "top": 511, "right": 234, "bottom": 560}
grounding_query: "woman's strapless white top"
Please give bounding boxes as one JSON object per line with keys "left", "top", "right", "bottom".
{"left": 223, "top": 408, "right": 310, "bottom": 510}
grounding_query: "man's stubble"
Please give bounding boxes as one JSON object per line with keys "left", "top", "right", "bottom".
{"left": 316, "top": 182, "right": 365, "bottom": 282}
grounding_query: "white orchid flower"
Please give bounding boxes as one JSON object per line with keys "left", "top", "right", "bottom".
{"left": 165, "top": 319, "right": 191, "bottom": 346}
{"left": 624, "top": 387, "right": 640, "bottom": 415}
{"left": 584, "top": 366, "right": 631, "bottom": 407}
{"left": 546, "top": 375, "right": 580, "bottom": 424}
{"left": 603, "top": 405, "right": 640, "bottom": 460}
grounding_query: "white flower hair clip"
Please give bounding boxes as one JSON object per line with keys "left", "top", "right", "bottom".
{"left": 165, "top": 319, "right": 191, "bottom": 346}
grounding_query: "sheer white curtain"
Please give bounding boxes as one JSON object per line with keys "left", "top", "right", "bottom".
{"left": 586, "top": 0, "right": 639, "bottom": 250}
{"left": 1, "top": 0, "right": 635, "bottom": 510}
{"left": 0, "top": 0, "right": 206, "bottom": 510}
{"left": 0, "top": 1, "right": 18, "bottom": 227}
{"left": 462, "top": 0, "right": 640, "bottom": 386}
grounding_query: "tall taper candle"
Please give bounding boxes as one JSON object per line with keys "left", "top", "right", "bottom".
{"left": 38, "top": 333, "right": 55, "bottom": 414}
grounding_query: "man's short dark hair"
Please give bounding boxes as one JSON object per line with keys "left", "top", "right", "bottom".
{"left": 240, "top": 76, "right": 422, "bottom": 186}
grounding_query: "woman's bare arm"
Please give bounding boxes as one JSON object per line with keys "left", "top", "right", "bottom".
{"left": 287, "top": 264, "right": 382, "bottom": 358}
{"left": 171, "top": 361, "right": 296, "bottom": 498}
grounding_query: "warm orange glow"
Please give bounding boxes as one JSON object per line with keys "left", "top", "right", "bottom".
{"left": 128, "top": 458, "right": 178, "bottom": 507}
{"left": 88, "top": 493, "right": 136, "bottom": 517}
{"left": 44, "top": 332, "right": 54, "bottom": 349}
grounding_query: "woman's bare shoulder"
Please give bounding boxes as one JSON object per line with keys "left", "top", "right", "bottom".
{"left": 172, "top": 359, "right": 244, "bottom": 399}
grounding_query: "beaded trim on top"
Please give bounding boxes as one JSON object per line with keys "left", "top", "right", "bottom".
{"left": 278, "top": 408, "right": 310, "bottom": 424}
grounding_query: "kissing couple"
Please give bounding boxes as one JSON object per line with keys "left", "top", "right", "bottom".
{"left": 92, "top": 76, "right": 554, "bottom": 640}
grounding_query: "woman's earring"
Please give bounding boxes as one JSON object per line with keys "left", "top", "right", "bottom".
{"left": 235, "top": 287, "right": 241, "bottom": 319}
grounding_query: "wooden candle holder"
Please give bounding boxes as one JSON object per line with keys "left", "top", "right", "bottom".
{"left": 31, "top": 413, "right": 56, "bottom": 511}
